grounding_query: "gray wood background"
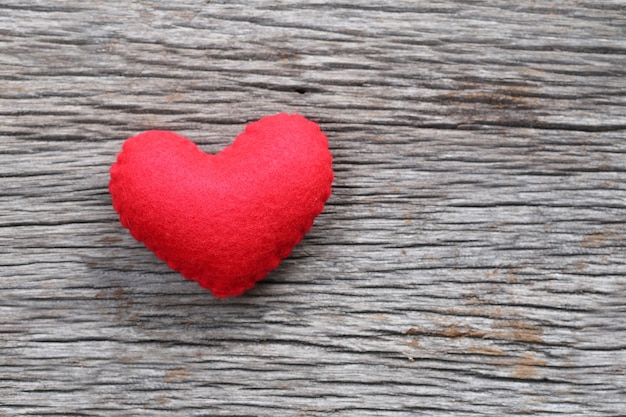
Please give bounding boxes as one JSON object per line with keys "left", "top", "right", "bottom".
{"left": 1, "top": 1, "right": 625, "bottom": 416}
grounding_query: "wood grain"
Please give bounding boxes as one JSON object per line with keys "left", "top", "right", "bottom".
{"left": 1, "top": 1, "right": 625, "bottom": 415}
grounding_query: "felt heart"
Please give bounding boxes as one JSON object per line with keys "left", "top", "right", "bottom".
{"left": 109, "top": 113, "right": 333, "bottom": 297}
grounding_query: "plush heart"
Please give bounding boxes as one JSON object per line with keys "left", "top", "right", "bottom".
{"left": 109, "top": 113, "right": 333, "bottom": 297}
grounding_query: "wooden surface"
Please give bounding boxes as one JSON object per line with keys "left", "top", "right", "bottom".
{"left": 1, "top": 1, "right": 625, "bottom": 415}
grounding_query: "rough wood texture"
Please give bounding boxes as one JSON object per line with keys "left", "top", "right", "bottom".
{"left": 1, "top": 1, "right": 625, "bottom": 416}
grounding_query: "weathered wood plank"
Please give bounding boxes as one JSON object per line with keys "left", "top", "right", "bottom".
{"left": 1, "top": 1, "right": 625, "bottom": 416}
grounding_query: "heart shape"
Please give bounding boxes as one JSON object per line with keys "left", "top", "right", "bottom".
{"left": 109, "top": 113, "right": 333, "bottom": 297}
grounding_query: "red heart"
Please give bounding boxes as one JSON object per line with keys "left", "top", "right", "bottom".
{"left": 109, "top": 113, "right": 333, "bottom": 297}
